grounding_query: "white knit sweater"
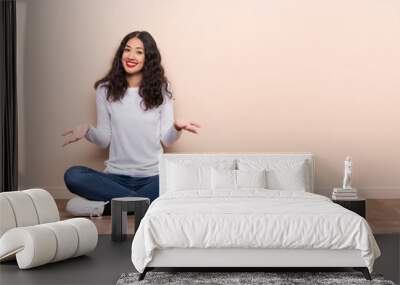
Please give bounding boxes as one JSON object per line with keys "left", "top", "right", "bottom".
{"left": 85, "top": 84, "right": 181, "bottom": 177}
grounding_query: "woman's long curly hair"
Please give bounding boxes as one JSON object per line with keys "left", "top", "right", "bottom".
{"left": 94, "top": 31, "right": 172, "bottom": 110}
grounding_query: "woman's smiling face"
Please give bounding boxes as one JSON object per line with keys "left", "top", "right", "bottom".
{"left": 121, "top": 37, "right": 145, "bottom": 75}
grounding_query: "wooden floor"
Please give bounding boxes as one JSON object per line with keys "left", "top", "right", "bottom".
{"left": 57, "top": 200, "right": 135, "bottom": 235}
{"left": 56, "top": 199, "right": 400, "bottom": 234}
{"left": 367, "top": 199, "right": 400, "bottom": 234}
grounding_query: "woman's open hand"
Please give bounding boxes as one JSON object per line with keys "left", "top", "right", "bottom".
{"left": 61, "top": 123, "right": 90, "bottom": 147}
{"left": 174, "top": 120, "right": 201, "bottom": 134}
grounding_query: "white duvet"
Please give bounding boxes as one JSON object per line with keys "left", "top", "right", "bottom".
{"left": 131, "top": 190, "right": 380, "bottom": 273}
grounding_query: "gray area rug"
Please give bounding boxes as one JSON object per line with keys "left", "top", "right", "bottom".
{"left": 116, "top": 271, "right": 396, "bottom": 285}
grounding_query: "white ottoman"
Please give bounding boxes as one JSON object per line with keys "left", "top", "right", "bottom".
{"left": 0, "top": 189, "right": 98, "bottom": 269}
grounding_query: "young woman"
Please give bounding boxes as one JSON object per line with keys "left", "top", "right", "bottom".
{"left": 62, "top": 31, "right": 200, "bottom": 214}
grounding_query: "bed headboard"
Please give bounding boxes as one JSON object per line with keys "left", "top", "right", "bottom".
{"left": 158, "top": 153, "right": 315, "bottom": 195}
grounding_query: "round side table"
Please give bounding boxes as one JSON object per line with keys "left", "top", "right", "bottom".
{"left": 111, "top": 197, "right": 150, "bottom": 242}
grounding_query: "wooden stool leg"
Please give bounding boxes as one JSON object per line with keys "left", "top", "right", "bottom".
{"left": 134, "top": 200, "right": 150, "bottom": 235}
{"left": 112, "top": 200, "right": 124, "bottom": 241}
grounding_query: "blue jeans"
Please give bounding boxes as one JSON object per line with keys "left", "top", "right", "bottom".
{"left": 64, "top": 166, "right": 159, "bottom": 203}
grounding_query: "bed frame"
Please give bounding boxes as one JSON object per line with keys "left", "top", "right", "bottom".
{"left": 141, "top": 248, "right": 370, "bottom": 280}
{"left": 139, "top": 153, "right": 371, "bottom": 280}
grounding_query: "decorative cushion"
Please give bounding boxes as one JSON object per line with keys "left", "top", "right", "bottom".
{"left": 236, "top": 169, "right": 267, "bottom": 188}
{"left": 266, "top": 163, "right": 308, "bottom": 191}
{"left": 211, "top": 169, "right": 267, "bottom": 190}
{"left": 166, "top": 160, "right": 235, "bottom": 192}
{"left": 237, "top": 159, "right": 309, "bottom": 191}
{"left": 167, "top": 163, "right": 212, "bottom": 191}
{"left": 211, "top": 168, "right": 237, "bottom": 190}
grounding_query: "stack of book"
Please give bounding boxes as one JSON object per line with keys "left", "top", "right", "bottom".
{"left": 332, "top": 188, "right": 358, "bottom": 200}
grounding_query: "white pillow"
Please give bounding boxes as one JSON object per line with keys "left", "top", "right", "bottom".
{"left": 211, "top": 168, "right": 237, "bottom": 190}
{"left": 266, "top": 164, "right": 307, "bottom": 191}
{"left": 236, "top": 169, "right": 267, "bottom": 188}
{"left": 165, "top": 159, "right": 236, "bottom": 192}
{"left": 211, "top": 169, "right": 267, "bottom": 190}
{"left": 237, "top": 159, "right": 309, "bottom": 191}
{"left": 167, "top": 162, "right": 212, "bottom": 192}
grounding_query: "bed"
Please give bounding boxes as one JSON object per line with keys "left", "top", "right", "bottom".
{"left": 131, "top": 153, "right": 380, "bottom": 280}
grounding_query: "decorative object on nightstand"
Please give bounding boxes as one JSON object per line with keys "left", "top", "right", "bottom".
{"left": 332, "top": 156, "right": 359, "bottom": 200}
{"left": 342, "top": 156, "right": 353, "bottom": 190}
{"left": 332, "top": 198, "right": 366, "bottom": 218}
{"left": 332, "top": 156, "right": 365, "bottom": 217}
{"left": 332, "top": 187, "right": 359, "bottom": 200}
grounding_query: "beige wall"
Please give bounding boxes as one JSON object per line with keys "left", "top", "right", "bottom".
{"left": 17, "top": 0, "right": 400, "bottom": 198}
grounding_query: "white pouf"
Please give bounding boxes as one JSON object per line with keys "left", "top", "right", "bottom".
{"left": 0, "top": 189, "right": 98, "bottom": 269}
